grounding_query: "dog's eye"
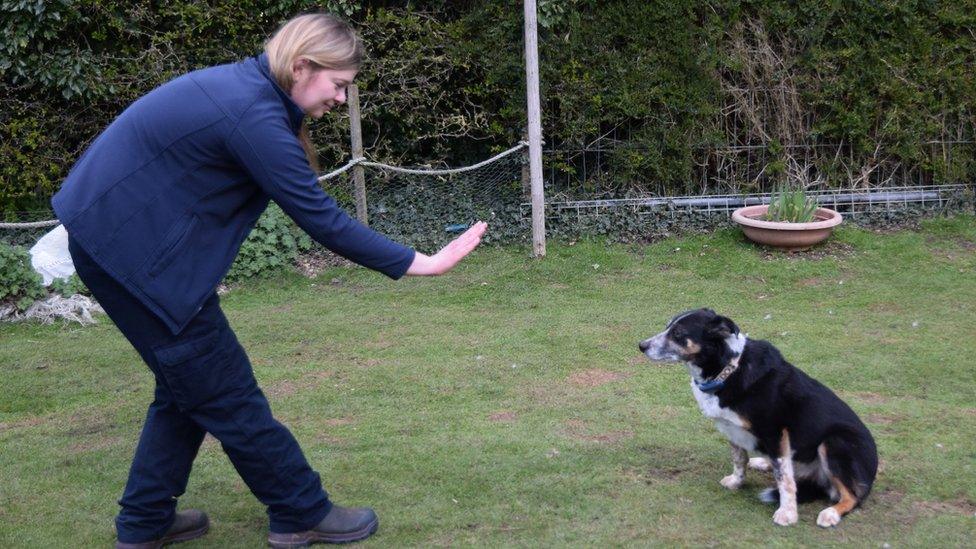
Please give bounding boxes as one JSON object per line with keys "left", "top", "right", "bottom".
{"left": 670, "top": 326, "right": 686, "bottom": 339}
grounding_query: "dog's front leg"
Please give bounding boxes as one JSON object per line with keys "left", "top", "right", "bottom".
{"left": 720, "top": 443, "right": 748, "bottom": 490}
{"left": 771, "top": 429, "right": 798, "bottom": 526}
{"left": 748, "top": 456, "right": 771, "bottom": 471}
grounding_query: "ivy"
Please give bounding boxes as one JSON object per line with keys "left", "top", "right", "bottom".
{"left": 49, "top": 273, "right": 89, "bottom": 297}
{"left": 225, "top": 202, "right": 312, "bottom": 282}
{"left": 0, "top": 242, "right": 46, "bottom": 311}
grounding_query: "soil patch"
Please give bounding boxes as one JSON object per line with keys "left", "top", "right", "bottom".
{"left": 0, "top": 415, "right": 45, "bottom": 433}
{"left": 868, "top": 302, "right": 905, "bottom": 314}
{"left": 68, "top": 436, "right": 122, "bottom": 454}
{"left": 839, "top": 391, "right": 892, "bottom": 405}
{"left": 759, "top": 241, "right": 856, "bottom": 261}
{"left": 954, "top": 238, "right": 976, "bottom": 252}
{"left": 864, "top": 413, "right": 902, "bottom": 426}
{"left": 265, "top": 370, "right": 335, "bottom": 398}
{"left": 626, "top": 355, "right": 648, "bottom": 366}
{"left": 913, "top": 498, "right": 976, "bottom": 517}
{"left": 561, "top": 420, "right": 633, "bottom": 444}
{"left": 295, "top": 250, "right": 353, "bottom": 278}
{"left": 488, "top": 411, "right": 518, "bottom": 423}
{"left": 568, "top": 369, "right": 631, "bottom": 387}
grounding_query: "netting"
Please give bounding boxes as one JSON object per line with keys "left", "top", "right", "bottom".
{"left": 0, "top": 212, "right": 59, "bottom": 247}
{"left": 318, "top": 143, "right": 529, "bottom": 251}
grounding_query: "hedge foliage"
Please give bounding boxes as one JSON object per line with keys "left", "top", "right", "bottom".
{"left": 2, "top": 1, "right": 975, "bottom": 294}
{"left": 4, "top": 0, "right": 975, "bottom": 214}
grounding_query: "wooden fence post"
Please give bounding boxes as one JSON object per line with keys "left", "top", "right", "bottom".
{"left": 348, "top": 84, "right": 368, "bottom": 225}
{"left": 524, "top": 0, "right": 546, "bottom": 257}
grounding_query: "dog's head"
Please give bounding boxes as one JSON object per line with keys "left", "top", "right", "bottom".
{"left": 638, "top": 308, "right": 745, "bottom": 379}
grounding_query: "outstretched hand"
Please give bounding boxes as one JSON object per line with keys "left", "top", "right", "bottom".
{"left": 405, "top": 221, "right": 488, "bottom": 276}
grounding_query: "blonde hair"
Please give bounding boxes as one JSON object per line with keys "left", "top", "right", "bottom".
{"left": 265, "top": 13, "right": 363, "bottom": 171}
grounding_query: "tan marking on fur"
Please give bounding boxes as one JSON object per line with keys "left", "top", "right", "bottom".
{"left": 684, "top": 340, "right": 701, "bottom": 355}
{"left": 772, "top": 429, "right": 798, "bottom": 525}
{"left": 816, "top": 443, "right": 838, "bottom": 500}
{"left": 778, "top": 429, "right": 796, "bottom": 497}
{"left": 829, "top": 474, "right": 859, "bottom": 516}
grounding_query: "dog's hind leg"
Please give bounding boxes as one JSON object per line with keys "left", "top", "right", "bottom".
{"left": 816, "top": 441, "right": 872, "bottom": 527}
{"left": 817, "top": 476, "right": 858, "bottom": 527}
{"left": 720, "top": 443, "right": 748, "bottom": 490}
{"left": 771, "top": 429, "right": 799, "bottom": 526}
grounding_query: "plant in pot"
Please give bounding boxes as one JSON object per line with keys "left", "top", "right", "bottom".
{"left": 732, "top": 185, "right": 843, "bottom": 251}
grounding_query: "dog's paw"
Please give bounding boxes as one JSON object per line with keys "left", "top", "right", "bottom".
{"left": 720, "top": 474, "right": 743, "bottom": 490}
{"left": 748, "top": 457, "right": 771, "bottom": 471}
{"left": 773, "top": 507, "right": 798, "bottom": 526}
{"left": 816, "top": 507, "right": 841, "bottom": 528}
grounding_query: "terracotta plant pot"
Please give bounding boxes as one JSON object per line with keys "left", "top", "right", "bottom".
{"left": 731, "top": 205, "right": 843, "bottom": 251}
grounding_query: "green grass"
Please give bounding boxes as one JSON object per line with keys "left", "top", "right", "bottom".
{"left": 2, "top": 217, "right": 975, "bottom": 547}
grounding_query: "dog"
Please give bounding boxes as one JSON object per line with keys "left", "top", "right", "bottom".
{"left": 638, "top": 308, "right": 877, "bottom": 527}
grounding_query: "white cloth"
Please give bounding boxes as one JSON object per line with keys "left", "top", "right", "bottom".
{"left": 29, "top": 224, "right": 75, "bottom": 286}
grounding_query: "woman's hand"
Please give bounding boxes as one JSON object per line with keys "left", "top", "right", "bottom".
{"left": 405, "top": 221, "right": 488, "bottom": 276}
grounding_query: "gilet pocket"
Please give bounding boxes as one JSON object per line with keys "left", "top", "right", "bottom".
{"left": 148, "top": 214, "right": 198, "bottom": 277}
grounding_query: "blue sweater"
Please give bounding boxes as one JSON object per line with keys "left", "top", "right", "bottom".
{"left": 53, "top": 54, "right": 415, "bottom": 334}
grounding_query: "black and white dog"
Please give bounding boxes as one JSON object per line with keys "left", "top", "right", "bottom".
{"left": 638, "top": 308, "right": 877, "bottom": 527}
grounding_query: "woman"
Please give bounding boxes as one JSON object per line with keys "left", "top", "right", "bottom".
{"left": 52, "top": 12, "right": 487, "bottom": 548}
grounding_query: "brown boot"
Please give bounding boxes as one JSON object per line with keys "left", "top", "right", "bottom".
{"left": 115, "top": 509, "right": 210, "bottom": 548}
{"left": 267, "top": 505, "right": 378, "bottom": 547}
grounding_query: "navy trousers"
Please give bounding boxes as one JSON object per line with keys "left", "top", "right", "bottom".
{"left": 69, "top": 237, "right": 331, "bottom": 543}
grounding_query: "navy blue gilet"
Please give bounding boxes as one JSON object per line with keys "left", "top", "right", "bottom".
{"left": 53, "top": 54, "right": 415, "bottom": 334}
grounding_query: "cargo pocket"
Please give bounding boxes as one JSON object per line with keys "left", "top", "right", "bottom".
{"left": 153, "top": 328, "right": 235, "bottom": 411}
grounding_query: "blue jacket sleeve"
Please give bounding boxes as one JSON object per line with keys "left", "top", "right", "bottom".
{"left": 226, "top": 101, "right": 415, "bottom": 279}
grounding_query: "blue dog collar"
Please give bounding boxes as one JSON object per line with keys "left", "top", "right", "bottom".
{"left": 694, "top": 338, "right": 746, "bottom": 393}
{"left": 696, "top": 378, "right": 725, "bottom": 393}
{"left": 694, "top": 342, "right": 746, "bottom": 393}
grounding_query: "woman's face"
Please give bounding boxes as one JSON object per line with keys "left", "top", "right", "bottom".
{"left": 290, "top": 60, "right": 357, "bottom": 118}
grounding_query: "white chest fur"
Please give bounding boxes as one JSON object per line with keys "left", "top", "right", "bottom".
{"left": 691, "top": 382, "right": 758, "bottom": 451}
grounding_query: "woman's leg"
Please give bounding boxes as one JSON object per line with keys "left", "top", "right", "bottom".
{"left": 115, "top": 384, "right": 207, "bottom": 541}
{"left": 160, "top": 323, "right": 332, "bottom": 534}
{"left": 70, "top": 238, "right": 210, "bottom": 541}
{"left": 69, "top": 237, "right": 330, "bottom": 542}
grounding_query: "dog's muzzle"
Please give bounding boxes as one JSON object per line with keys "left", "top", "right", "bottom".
{"left": 638, "top": 332, "right": 681, "bottom": 362}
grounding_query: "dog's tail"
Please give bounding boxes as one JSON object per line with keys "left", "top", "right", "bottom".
{"left": 758, "top": 479, "right": 830, "bottom": 504}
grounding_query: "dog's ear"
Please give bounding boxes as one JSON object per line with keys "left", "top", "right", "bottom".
{"left": 706, "top": 315, "right": 739, "bottom": 339}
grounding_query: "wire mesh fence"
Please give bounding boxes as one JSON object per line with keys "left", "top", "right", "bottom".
{"left": 320, "top": 144, "right": 528, "bottom": 250}
{"left": 536, "top": 184, "right": 973, "bottom": 222}
{"left": 544, "top": 137, "right": 976, "bottom": 199}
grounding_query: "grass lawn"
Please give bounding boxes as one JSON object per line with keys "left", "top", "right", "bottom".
{"left": 1, "top": 217, "right": 974, "bottom": 547}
